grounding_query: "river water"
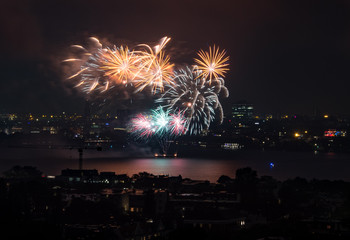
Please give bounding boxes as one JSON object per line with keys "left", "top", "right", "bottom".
{"left": 0, "top": 147, "right": 349, "bottom": 182}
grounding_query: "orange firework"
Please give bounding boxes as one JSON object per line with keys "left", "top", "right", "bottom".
{"left": 133, "top": 37, "right": 174, "bottom": 93}
{"left": 99, "top": 46, "right": 140, "bottom": 85}
{"left": 194, "top": 45, "right": 229, "bottom": 84}
{"left": 134, "top": 51, "right": 174, "bottom": 93}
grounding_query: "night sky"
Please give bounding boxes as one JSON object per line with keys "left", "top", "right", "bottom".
{"left": 1, "top": 0, "right": 350, "bottom": 115}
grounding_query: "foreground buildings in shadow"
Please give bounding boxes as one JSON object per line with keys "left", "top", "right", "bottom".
{"left": 1, "top": 165, "right": 350, "bottom": 239}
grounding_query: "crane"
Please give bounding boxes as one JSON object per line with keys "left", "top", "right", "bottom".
{"left": 8, "top": 144, "right": 103, "bottom": 170}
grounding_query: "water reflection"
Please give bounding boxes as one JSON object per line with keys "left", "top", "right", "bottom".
{"left": 1, "top": 148, "right": 350, "bottom": 182}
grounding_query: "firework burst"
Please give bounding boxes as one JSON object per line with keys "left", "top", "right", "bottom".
{"left": 194, "top": 45, "right": 229, "bottom": 84}
{"left": 130, "top": 113, "right": 155, "bottom": 139}
{"left": 129, "top": 106, "right": 187, "bottom": 153}
{"left": 63, "top": 37, "right": 111, "bottom": 94}
{"left": 157, "top": 66, "right": 229, "bottom": 135}
{"left": 151, "top": 107, "right": 171, "bottom": 136}
{"left": 64, "top": 37, "right": 175, "bottom": 95}
{"left": 169, "top": 111, "right": 188, "bottom": 135}
{"left": 63, "top": 36, "right": 230, "bottom": 135}
{"left": 99, "top": 45, "right": 141, "bottom": 85}
{"left": 133, "top": 37, "right": 174, "bottom": 93}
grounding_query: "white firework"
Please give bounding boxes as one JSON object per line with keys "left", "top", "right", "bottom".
{"left": 157, "top": 66, "right": 229, "bottom": 135}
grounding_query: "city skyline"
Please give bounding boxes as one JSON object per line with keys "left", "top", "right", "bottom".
{"left": 1, "top": 2, "right": 350, "bottom": 239}
{"left": 1, "top": 1, "right": 350, "bottom": 115}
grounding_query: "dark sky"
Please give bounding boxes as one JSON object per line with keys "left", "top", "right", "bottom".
{"left": 1, "top": 0, "right": 350, "bottom": 115}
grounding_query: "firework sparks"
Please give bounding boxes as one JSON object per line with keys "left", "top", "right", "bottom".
{"left": 151, "top": 107, "right": 170, "bottom": 135}
{"left": 194, "top": 45, "right": 229, "bottom": 84}
{"left": 99, "top": 45, "right": 140, "bottom": 85}
{"left": 63, "top": 36, "right": 230, "bottom": 134}
{"left": 169, "top": 111, "right": 187, "bottom": 135}
{"left": 63, "top": 37, "right": 110, "bottom": 94}
{"left": 157, "top": 66, "right": 229, "bottom": 135}
{"left": 133, "top": 37, "right": 174, "bottom": 93}
{"left": 129, "top": 106, "right": 187, "bottom": 154}
{"left": 130, "top": 113, "right": 155, "bottom": 138}
{"left": 64, "top": 36, "right": 175, "bottom": 95}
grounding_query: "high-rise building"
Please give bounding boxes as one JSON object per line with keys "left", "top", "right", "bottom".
{"left": 83, "top": 100, "right": 91, "bottom": 139}
{"left": 232, "top": 101, "right": 254, "bottom": 122}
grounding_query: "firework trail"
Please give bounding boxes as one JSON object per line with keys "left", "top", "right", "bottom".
{"left": 129, "top": 107, "right": 186, "bottom": 139}
{"left": 64, "top": 37, "right": 174, "bottom": 95}
{"left": 133, "top": 37, "right": 174, "bottom": 93}
{"left": 63, "top": 36, "right": 230, "bottom": 135}
{"left": 150, "top": 107, "right": 173, "bottom": 154}
{"left": 63, "top": 37, "right": 111, "bottom": 94}
{"left": 194, "top": 45, "right": 229, "bottom": 84}
{"left": 129, "top": 106, "right": 187, "bottom": 153}
{"left": 130, "top": 113, "right": 155, "bottom": 139}
{"left": 151, "top": 107, "right": 171, "bottom": 136}
{"left": 169, "top": 111, "right": 187, "bottom": 135}
{"left": 157, "top": 66, "right": 229, "bottom": 135}
{"left": 99, "top": 45, "right": 141, "bottom": 85}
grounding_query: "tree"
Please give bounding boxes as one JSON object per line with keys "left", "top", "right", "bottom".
{"left": 235, "top": 167, "right": 258, "bottom": 206}
{"left": 217, "top": 175, "right": 233, "bottom": 184}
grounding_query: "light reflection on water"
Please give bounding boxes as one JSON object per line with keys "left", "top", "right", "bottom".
{"left": 0, "top": 148, "right": 349, "bottom": 182}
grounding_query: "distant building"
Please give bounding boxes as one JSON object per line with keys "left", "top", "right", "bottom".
{"left": 324, "top": 129, "right": 347, "bottom": 137}
{"left": 231, "top": 102, "right": 254, "bottom": 122}
{"left": 58, "top": 169, "right": 99, "bottom": 183}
